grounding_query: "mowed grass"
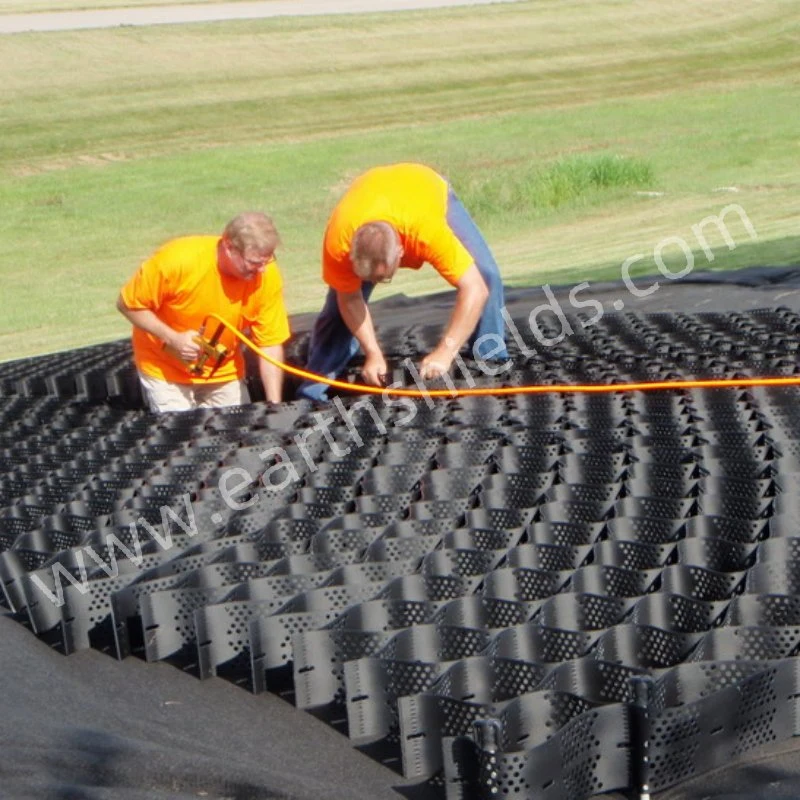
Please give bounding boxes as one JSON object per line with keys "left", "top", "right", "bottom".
{"left": 0, "top": 0, "right": 798, "bottom": 360}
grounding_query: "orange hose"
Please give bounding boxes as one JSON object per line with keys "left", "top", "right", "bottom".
{"left": 208, "top": 313, "right": 800, "bottom": 398}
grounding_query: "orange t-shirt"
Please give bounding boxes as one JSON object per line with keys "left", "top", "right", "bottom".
{"left": 120, "top": 235, "right": 290, "bottom": 384}
{"left": 322, "top": 163, "right": 474, "bottom": 294}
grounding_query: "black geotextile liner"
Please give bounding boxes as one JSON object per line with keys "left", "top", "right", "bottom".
{"left": 3, "top": 271, "right": 800, "bottom": 800}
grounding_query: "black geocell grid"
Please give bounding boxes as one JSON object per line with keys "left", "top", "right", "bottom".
{"left": 2, "top": 307, "right": 800, "bottom": 799}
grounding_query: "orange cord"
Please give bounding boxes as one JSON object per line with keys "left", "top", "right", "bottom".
{"left": 208, "top": 313, "right": 800, "bottom": 398}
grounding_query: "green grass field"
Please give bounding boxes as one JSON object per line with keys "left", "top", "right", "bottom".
{"left": 1, "top": 0, "right": 798, "bottom": 360}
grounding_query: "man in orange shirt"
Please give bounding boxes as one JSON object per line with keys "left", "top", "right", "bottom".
{"left": 117, "top": 212, "right": 290, "bottom": 413}
{"left": 297, "top": 163, "right": 507, "bottom": 402}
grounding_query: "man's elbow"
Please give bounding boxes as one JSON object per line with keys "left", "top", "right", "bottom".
{"left": 466, "top": 275, "right": 490, "bottom": 307}
{"left": 261, "top": 344, "right": 285, "bottom": 363}
{"left": 337, "top": 289, "right": 360, "bottom": 309}
{"left": 457, "top": 266, "right": 490, "bottom": 305}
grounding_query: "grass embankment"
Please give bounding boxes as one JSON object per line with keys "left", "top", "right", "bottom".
{"left": 0, "top": 0, "right": 798, "bottom": 359}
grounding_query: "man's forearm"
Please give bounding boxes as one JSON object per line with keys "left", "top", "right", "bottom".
{"left": 438, "top": 275, "right": 489, "bottom": 355}
{"left": 259, "top": 345, "right": 284, "bottom": 403}
{"left": 337, "top": 290, "right": 382, "bottom": 356}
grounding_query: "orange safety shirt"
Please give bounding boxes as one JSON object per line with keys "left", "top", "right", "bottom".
{"left": 322, "top": 163, "right": 474, "bottom": 294}
{"left": 120, "top": 235, "right": 290, "bottom": 384}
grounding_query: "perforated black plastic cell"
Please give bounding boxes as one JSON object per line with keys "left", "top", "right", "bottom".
{"left": 683, "top": 514, "right": 768, "bottom": 544}
{"left": 485, "top": 622, "right": 594, "bottom": 665}
{"left": 507, "top": 542, "right": 592, "bottom": 571}
{"left": 481, "top": 566, "right": 571, "bottom": 604}
{"left": 660, "top": 564, "right": 746, "bottom": 601}
{"left": 648, "top": 660, "right": 798, "bottom": 791}
{"left": 688, "top": 624, "right": 800, "bottom": 662}
{"left": 444, "top": 525, "right": 526, "bottom": 552}
{"left": 592, "top": 623, "right": 704, "bottom": 669}
{"left": 591, "top": 539, "right": 674, "bottom": 570}
{"left": 445, "top": 703, "right": 632, "bottom": 799}
{"left": 534, "top": 592, "right": 635, "bottom": 632}
{"left": 570, "top": 564, "right": 661, "bottom": 597}
{"left": 725, "top": 593, "right": 800, "bottom": 626}
{"left": 430, "top": 596, "right": 526, "bottom": 635}
{"left": 527, "top": 519, "right": 606, "bottom": 546}
{"left": 345, "top": 648, "right": 446, "bottom": 758}
{"left": 399, "top": 686, "right": 598, "bottom": 782}
{"left": 628, "top": 593, "right": 728, "bottom": 633}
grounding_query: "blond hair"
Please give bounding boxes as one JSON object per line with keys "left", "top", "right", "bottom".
{"left": 224, "top": 212, "right": 281, "bottom": 256}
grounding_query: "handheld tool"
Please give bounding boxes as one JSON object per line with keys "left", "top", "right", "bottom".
{"left": 164, "top": 320, "right": 230, "bottom": 378}
{"left": 188, "top": 320, "right": 229, "bottom": 378}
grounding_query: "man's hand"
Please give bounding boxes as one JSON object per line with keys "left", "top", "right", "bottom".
{"left": 117, "top": 298, "right": 202, "bottom": 364}
{"left": 419, "top": 347, "right": 454, "bottom": 381}
{"left": 361, "top": 352, "right": 389, "bottom": 386}
{"left": 167, "top": 329, "right": 202, "bottom": 362}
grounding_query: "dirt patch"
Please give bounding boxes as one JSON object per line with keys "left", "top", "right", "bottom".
{"left": 10, "top": 151, "right": 133, "bottom": 176}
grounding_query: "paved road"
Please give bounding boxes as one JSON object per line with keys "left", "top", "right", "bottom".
{"left": 0, "top": 0, "right": 522, "bottom": 34}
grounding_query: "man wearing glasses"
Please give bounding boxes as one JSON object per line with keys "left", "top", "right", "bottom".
{"left": 296, "top": 162, "right": 507, "bottom": 402}
{"left": 117, "top": 212, "right": 289, "bottom": 412}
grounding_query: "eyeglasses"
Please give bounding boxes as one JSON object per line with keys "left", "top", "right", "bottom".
{"left": 240, "top": 251, "right": 274, "bottom": 269}
{"left": 226, "top": 240, "right": 274, "bottom": 270}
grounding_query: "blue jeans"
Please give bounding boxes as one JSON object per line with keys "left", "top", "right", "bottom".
{"left": 297, "top": 187, "right": 507, "bottom": 401}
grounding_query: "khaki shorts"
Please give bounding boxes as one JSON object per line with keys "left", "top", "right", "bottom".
{"left": 139, "top": 374, "right": 250, "bottom": 413}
